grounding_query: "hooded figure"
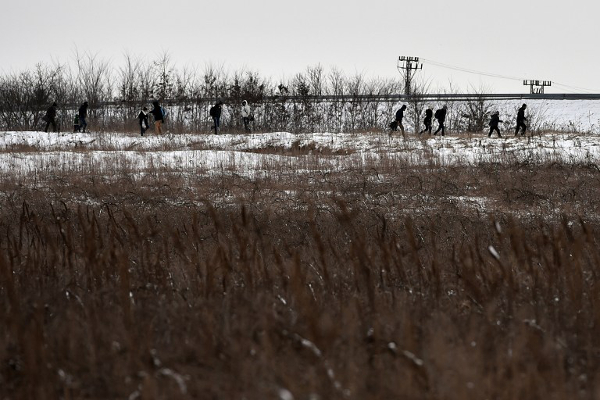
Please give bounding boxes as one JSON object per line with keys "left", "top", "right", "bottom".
{"left": 138, "top": 107, "right": 149, "bottom": 136}
{"left": 78, "top": 101, "right": 89, "bottom": 132}
{"left": 420, "top": 108, "right": 433, "bottom": 135}
{"left": 515, "top": 104, "right": 527, "bottom": 136}
{"left": 241, "top": 100, "right": 252, "bottom": 133}
{"left": 150, "top": 101, "right": 164, "bottom": 134}
{"left": 393, "top": 104, "right": 407, "bottom": 136}
{"left": 209, "top": 100, "right": 223, "bottom": 134}
{"left": 434, "top": 105, "right": 447, "bottom": 136}
{"left": 488, "top": 111, "right": 503, "bottom": 138}
{"left": 44, "top": 102, "right": 58, "bottom": 132}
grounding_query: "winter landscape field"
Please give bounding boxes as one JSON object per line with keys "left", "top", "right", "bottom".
{"left": 0, "top": 123, "right": 600, "bottom": 400}
{"left": 4, "top": 0, "right": 600, "bottom": 394}
{"left": 1, "top": 127, "right": 600, "bottom": 399}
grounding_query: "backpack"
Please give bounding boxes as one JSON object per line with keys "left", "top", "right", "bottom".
{"left": 209, "top": 106, "right": 217, "bottom": 117}
{"left": 434, "top": 109, "right": 442, "bottom": 119}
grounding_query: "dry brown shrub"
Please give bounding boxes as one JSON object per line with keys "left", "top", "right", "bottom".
{"left": 0, "top": 144, "right": 599, "bottom": 399}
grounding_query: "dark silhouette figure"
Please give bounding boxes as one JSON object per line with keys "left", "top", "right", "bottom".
{"left": 138, "top": 107, "right": 149, "bottom": 136}
{"left": 210, "top": 100, "right": 223, "bottom": 134}
{"left": 515, "top": 104, "right": 527, "bottom": 136}
{"left": 78, "top": 101, "right": 89, "bottom": 132}
{"left": 43, "top": 102, "right": 58, "bottom": 132}
{"left": 488, "top": 112, "right": 503, "bottom": 138}
{"left": 434, "top": 105, "right": 447, "bottom": 136}
{"left": 150, "top": 101, "right": 164, "bottom": 134}
{"left": 392, "top": 104, "right": 407, "bottom": 136}
{"left": 420, "top": 108, "right": 433, "bottom": 134}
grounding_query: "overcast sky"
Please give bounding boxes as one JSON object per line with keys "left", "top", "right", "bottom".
{"left": 2, "top": 0, "right": 599, "bottom": 93}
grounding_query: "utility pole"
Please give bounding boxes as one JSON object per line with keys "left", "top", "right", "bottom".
{"left": 523, "top": 80, "right": 552, "bottom": 94}
{"left": 397, "top": 56, "right": 423, "bottom": 96}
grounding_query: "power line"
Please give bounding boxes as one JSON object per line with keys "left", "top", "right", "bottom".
{"left": 553, "top": 82, "right": 599, "bottom": 94}
{"left": 420, "top": 58, "right": 600, "bottom": 93}
{"left": 420, "top": 58, "right": 524, "bottom": 82}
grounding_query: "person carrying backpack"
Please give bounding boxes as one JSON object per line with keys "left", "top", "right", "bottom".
{"left": 434, "top": 105, "right": 447, "bottom": 136}
{"left": 392, "top": 104, "right": 407, "bottom": 137}
{"left": 420, "top": 108, "right": 433, "bottom": 135}
{"left": 150, "top": 100, "right": 164, "bottom": 134}
{"left": 78, "top": 101, "right": 89, "bottom": 132}
{"left": 515, "top": 103, "right": 527, "bottom": 136}
{"left": 210, "top": 100, "right": 223, "bottom": 134}
{"left": 488, "top": 111, "right": 503, "bottom": 138}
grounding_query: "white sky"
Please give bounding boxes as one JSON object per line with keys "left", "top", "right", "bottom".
{"left": 3, "top": 0, "right": 599, "bottom": 93}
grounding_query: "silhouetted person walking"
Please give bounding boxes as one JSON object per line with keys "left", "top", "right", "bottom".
{"left": 138, "top": 107, "right": 149, "bottom": 136}
{"left": 420, "top": 108, "right": 433, "bottom": 134}
{"left": 434, "top": 105, "right": 447, "bottom": 136}
{"left": 488, "top": 111, "right": 503, "bottom": 137}
{"left": 515, "top": 104, "right": 527, "bottom": 136}
{"left": 43, "top": 102, "right": 58, "bottom": 132}
{"left": 78, "top": 101, "right": 89, "bottom": 132}
{"left": 210, "top": 100, "right": 223, "bottom": 134}
{"left": 393, "top": 104, "right": 407, "bottom": 136}
{"left": 150, "top": 101, "right": 164, "bottom": 134}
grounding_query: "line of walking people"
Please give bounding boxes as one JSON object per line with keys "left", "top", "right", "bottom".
{"left": 42, "top": 98, "right": 253, "bottom": 136}
{"left": 391, "top": 103, "right": 529, "bottom": 137}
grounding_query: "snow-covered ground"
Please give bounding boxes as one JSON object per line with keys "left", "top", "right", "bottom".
{"left": 0, "top": 130, "right": 599, "bottom": 180}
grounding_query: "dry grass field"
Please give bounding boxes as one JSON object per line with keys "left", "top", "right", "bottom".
{"left": 1, "top": 130, "right": 599, "bottom": 399}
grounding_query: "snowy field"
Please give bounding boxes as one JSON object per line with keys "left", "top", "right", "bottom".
{"left": 1, "top": 130, "right": 599, "bottom": 181}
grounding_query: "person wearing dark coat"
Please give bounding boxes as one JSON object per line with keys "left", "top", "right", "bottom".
{"left": 138, "top": 107, "right": 149, "bottom": 136}
{"left": 44, "top": 102, "right": 58, "bottom": 132}
{"left": 209, "top": 100, "right": 223, "bottom": 134}
{"left": 393, "top": 104, "right": 407, "bottom": 136}
{"left": 420, "top": 108, "right": 433, "bottom": 135}
{"left": 78, "top": 101, "right": 89, "bottom": 132}
{"left": 488, "top": 112, "right": 503, "bottom": 138}
{"left": 434, "top": 105, "right": 447, "bottom": 136}
{"left": 515, "top": 103, "right": 527, "bottom": 136}
{"left": 150, "top": 101, "right": 164, "bottom": 134}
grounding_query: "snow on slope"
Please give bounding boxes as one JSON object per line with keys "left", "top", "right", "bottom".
{"left": 0, "top": 130, "right": 599, "bottom": 179}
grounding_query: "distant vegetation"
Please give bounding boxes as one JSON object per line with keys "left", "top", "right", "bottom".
{"left": 0, "top": 53, "right": 578, "bottom": 134}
